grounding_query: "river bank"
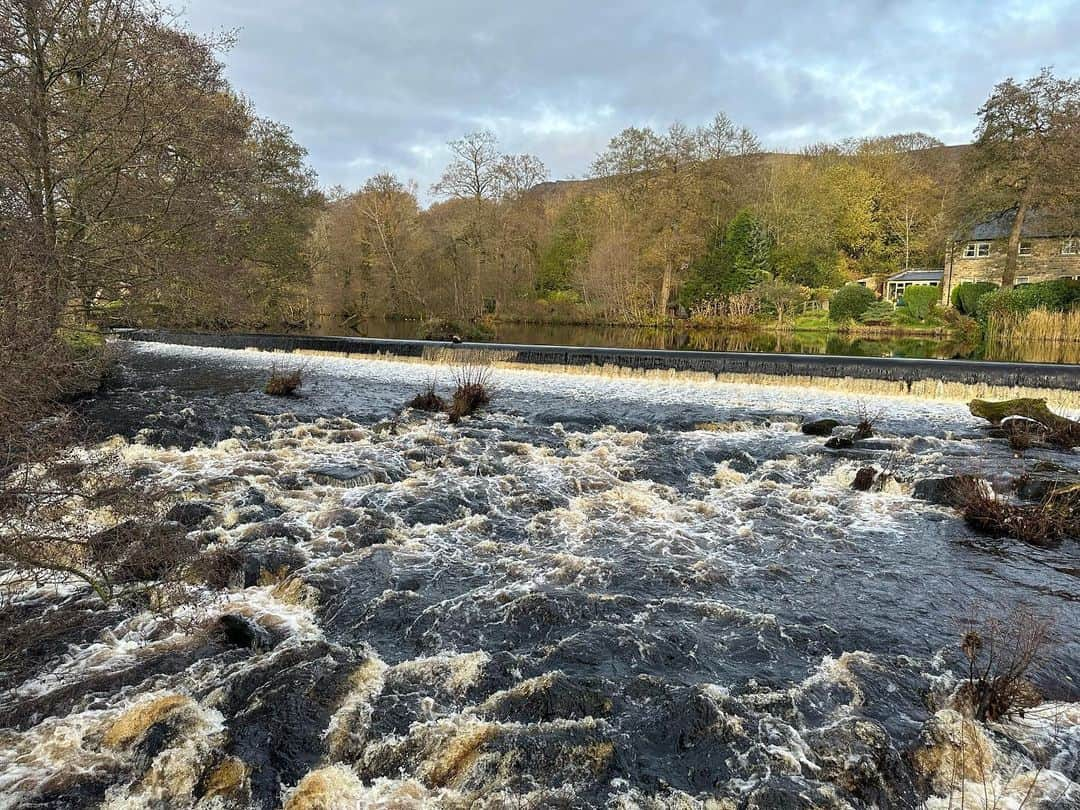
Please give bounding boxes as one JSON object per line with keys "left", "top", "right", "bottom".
{"left": 0, "top": 341, "right": 1077, "bottom": 808}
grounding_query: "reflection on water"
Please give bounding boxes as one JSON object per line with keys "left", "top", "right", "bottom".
{"left": 301, "top": 318, "right": 1041, "bottom": 362}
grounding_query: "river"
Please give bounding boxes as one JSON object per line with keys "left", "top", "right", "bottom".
{"left": 0, "top": 341, "right": 1077, "bottom": 809}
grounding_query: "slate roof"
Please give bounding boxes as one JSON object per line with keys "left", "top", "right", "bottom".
{"left": 888, "top": 268, "right": 943, "bottom": 283}
{"left": 961, "top": 209, "right": 1074, "bottom": 241}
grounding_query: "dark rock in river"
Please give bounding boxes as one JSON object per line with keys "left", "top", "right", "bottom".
{"left": 217, "top": 614, "right": 274, "bottom": 651}
{"left": 240, "top": 520, "right": 311, "bottom": 544}
{"left": 825, "top": 433, "right": 857, "bottom": 449}
{"left": 165, "top": 501, "right": 216, "bottom": 527}
{"left": 214, "top": 640, "right": 361, "bottom": 807}
{"left": 805, "top": 717, "right": 915, "bottom": 807}
{"left": 852, "top": 467, "right": 878, "bottom": 491}
{"left": 912, "top": 475, "right": 983, "bottom": 507}
{"left": 802, "top": 418, "right": 841, "bottom": 436}
{"left": 741, "top": 777, "right": 849, "bottom": 809}
{"left": 475, "top": 671, "right": 614, "bottom": 724}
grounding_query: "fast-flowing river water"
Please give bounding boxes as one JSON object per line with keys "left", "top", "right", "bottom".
{"left": 0, "top": 342, "right": 1077, "bottom": 809}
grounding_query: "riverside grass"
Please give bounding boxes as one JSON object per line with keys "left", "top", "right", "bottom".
{"left": 986, "top": 310, "right": 1080, "bottom": 365}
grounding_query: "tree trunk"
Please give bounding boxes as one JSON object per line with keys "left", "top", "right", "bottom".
{"left": 1002, "top": 187, "right": 1033, "bottom": 289}
{"left": 658, "top": 258, "right": 673, "bottom": 321}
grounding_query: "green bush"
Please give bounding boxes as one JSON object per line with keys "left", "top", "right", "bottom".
{"left": 417, "top": 318, "right": 494, "bottom": 342}
{"left": 828, "top": 284, "right": 877, "bottom": 322}
{"left": 975, "top": 279, "right": 1080, "bottom": 321}
{"left": 900, "top": 285, "right": 941, "bottom": 321}
{"left": 858, "top": 300, "right": 896, "bottom": 325}
{"left": 951, "top": 282, "right": 998, "bottom": 315}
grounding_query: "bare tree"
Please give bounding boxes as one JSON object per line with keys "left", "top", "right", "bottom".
{"left": 431, "top": 130, "right": 503, "bottom": 203}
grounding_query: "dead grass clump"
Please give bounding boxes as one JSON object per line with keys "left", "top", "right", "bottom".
{"left": 1002, "top": 418, "right": 1047, "bottom": 452}
{"left": 265, "top": 366, "right": 303, "bottom": 396}
{"left": 955, "top": 604, "right": 1053, "bottom": 723}
{"left": 952, "top": 476, "right": 1076, "bottom": 546}
{"left": 407, "top": 384, "right": 447, "bottom": 412}
{"left": 448, "top": 364, "right": 493, "bottom": 423}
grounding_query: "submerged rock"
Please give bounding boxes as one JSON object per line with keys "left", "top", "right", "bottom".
{"left": 851, "top": 467, "right": 878, "bottom": 491}
{"left": 165, "top": 501, "right": 217, "bottom": 527}
{"left": 802, "top": 418, "right": 841, "bottom": 436}
{"left": 912, "top": 476, "right": 984, "bottom": 507}
{"left": 215, "top": 640, "right": 362, "bottom": 807}
{"left": 806, "top": 717, "right": 914, "bottom": 807}
{"left": 217, "top": 614, "right": 274, "bottom": 651}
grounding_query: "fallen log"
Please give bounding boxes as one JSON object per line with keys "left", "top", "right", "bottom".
{"left": 969, "top": 398, "right": 1080, "bottom": 448}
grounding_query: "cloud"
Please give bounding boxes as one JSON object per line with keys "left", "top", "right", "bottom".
{"left": 182, "top": 0, "right": 1080, "bottom": 199}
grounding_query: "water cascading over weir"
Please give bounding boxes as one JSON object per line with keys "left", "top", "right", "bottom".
{"left": 114, "top": 329, "right": 1080, "bottom": 408}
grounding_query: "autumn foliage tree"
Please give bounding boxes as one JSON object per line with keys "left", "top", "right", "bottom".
{"left": 965, "top": 68, "right": 1080, "bottom": 287}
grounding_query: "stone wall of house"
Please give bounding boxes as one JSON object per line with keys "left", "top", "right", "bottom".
{"left": 944, "top": 237, "right": 1080, "bottom": 302}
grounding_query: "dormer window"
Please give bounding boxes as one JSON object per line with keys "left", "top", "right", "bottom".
{"left": 1063, "top": 239, "right": 1079, "bottom": 256}
{"left": 1017, "top": 241, "right": 1033, "bottom": 256}
{"left": 963, "top": 242, "right": 991, "bottom": 258}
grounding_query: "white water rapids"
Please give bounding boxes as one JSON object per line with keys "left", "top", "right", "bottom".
{"left": 0, "top": 342, "right": 1077, "bottom": 809}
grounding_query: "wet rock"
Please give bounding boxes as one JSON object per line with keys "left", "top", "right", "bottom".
{"left": 741, "top": 777, "right": 848, "bottom": 809}
{"left": 165, "top": 501, "right": 216, "bottom": 527}
{"left": 215, "top": 640, "right": 361, "bottom": 807}
{"left": 275, "top": 473, "right": 307, "bottom": 490}
{"left": 851, "top": 467, "right": 877, "bottom": 492}
{"left": 130, "top": 721, "right": 173, "bottom": 773}
{"left": 240, "top": 545, "right": 307, "bottom": 587}
{"left": 1014, "top": 474, "right": 1078, "bottom": 502}
{"left": 218, "top": 614, "right": 274, "bottom": 651}
{"left": 802, "top": 418, "right": 841, "bottom": 436}
{"left": 475, "top": 672, "right": 614, "bottom": 724}
{"left": 311, "top": 507, "right": 362, "bottom": 530}
{"left": 824, "top": 431, "right": 858, "bottom": 450}
{"left": 912, "top": 475, "right": 983, "bottom": 507}
{"left": 806, "top": 718, "right": 914, "bottom": 807}
{"left": 240, "top": 520, "right": 311, "bottom": 544}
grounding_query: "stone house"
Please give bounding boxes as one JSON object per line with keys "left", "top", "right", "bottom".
{"left": 943, "top": 209, "right": 1080, "bottom": 303}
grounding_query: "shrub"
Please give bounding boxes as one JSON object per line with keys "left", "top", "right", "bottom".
{"left": 264, "top": 367, "right": 302, "bottom": 396}
{"left": 417, "top": 318, "right": 494, "bottom": 342}
{"left": 858, "top": 300, "right": 896, "bottom": 325}
{"left": 951, "top": 281, "right": 997, "bottom": 315}
{"left": 957, "top": 604, "right": 1053, "bottom": 722}
{"left": 448, "top": 364, "right": 492, "bottom": 423}
{"left": 976, "top": 278, "right": 1080, "bottom": 322}
{"left": 407, "top": 383, "right": 446, "bottom": 412}
{"left": 951, "top": 476, "right": 1077, "bottom": 546}
{"left": 899, "top": 285, "right": 940, "bottom": 321}
{"left": 828, "top": 284, "right": 877, "bottom": 322}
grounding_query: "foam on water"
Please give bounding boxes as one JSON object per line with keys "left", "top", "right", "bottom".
{"left": 1, "top": 341, "right": 1077, "bottom": 808}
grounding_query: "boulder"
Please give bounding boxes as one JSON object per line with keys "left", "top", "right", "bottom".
{"left": 912, "top": 476, "right": 983, "bottom": 508}
{"left": 802, "top": 419, "right": 841, "bottom": 437}
{"left": 851, "top": 468, "right": 878, "bottom": 492}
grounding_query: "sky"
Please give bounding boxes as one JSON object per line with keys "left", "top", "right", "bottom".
{"left": 181, "top": 0, "right": 1080, "bottom": 199}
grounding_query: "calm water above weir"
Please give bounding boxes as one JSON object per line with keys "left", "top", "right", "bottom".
{"left": 303, "top": 317, "right": 1080, "bottom": 364}
{"left": 1, "top": 342, "right": 1078, "bottom": 809}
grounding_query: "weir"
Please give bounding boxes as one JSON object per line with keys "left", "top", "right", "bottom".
{"left": 113, "top": 328, "right": 1080, "bottom": 408}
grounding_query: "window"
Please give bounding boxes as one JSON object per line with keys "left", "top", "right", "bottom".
{"left": 1018, "top": 241, "right": 1033, "bottom": 257}
{"left": 1063, "top": 239, "right": 1079, "bottom": 256}
{"left": 963, "top": 242, "right": 991, "bottom": 258}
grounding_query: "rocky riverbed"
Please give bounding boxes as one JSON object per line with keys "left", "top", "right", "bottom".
{"left": 0, "top": 342, "right": 1077, "bottom": 809}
